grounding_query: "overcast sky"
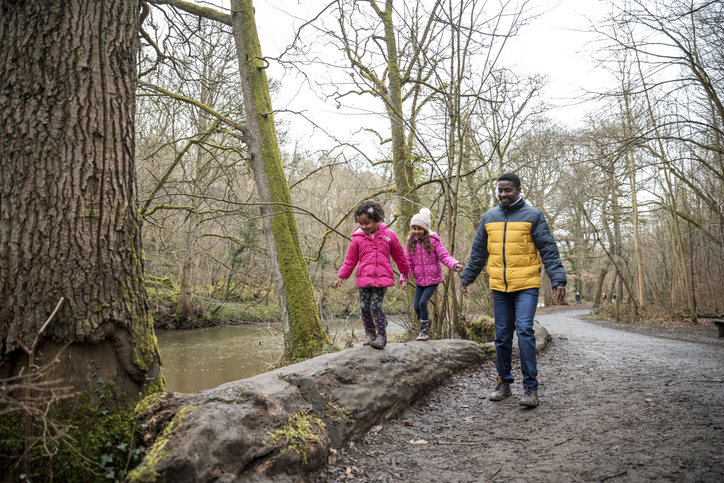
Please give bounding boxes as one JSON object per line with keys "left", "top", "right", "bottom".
{"left": 245, "top": 0, "right": 613, "bottom": 152}
{"left": 503, "top": 0, "right": 613, "bottom": 124}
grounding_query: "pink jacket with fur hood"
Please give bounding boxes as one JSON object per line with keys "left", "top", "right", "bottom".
{"left": 401, "top": 232, "right": 460, "bottom": 286}
{"left": 338, "top": 223, "right": 410, "bottom": 287}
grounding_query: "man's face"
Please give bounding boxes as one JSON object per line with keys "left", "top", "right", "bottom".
{"left": 497, "top": 180, "right": 521, "bottom": 207}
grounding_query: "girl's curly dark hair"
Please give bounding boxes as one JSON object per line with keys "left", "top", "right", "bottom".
{"left": 354, "top": 200, "right": 385, "bottom": 223}
{"left": 405, "top": 230, "right": 433, "bottom": 254}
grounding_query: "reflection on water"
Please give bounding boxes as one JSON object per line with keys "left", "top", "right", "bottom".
{"left": 156, "top": 316, "right": 408, "bottom": 393}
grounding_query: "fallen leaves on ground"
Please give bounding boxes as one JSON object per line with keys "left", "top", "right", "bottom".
{"left": 407, "top": 439, "right": 428, "bottom": 445}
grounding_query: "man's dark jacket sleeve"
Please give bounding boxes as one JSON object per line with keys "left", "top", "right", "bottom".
{"left": 531, "top": 211, "right": 567, "bottom": 288}
{"left": 461, "top": 216, "right": 488, "bottom": 286}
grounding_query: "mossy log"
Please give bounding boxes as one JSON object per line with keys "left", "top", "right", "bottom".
{"left": 127, "top": 340, "right": 487, "bottom": 482}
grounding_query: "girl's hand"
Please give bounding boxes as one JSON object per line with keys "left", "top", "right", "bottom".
{"left": 334, "top": 278, "right": 345, "bottom": 288}
{"left": 401, "top": 280, "right": 408, "bottom": 290}
{"left": 454, "top": 263, "right": 464, "bottom": 273}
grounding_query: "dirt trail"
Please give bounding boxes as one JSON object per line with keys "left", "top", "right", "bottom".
{"left": 311, "top": 308, "right": 724, "bottom": 482}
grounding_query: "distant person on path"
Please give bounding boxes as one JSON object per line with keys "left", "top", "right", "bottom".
{"left": 336, "top": 200, "right": 410, "bottom": 349}
{"left": 575, "top": 292, "right": 581, "bottom": 304}
{"left": 460, "top": 173, "right": 567, "bottom": 407}
{"left": 602, "top": 292, "right": 607, "bottom": 303}
{"left": 613, "top": 293, "right": 617, "bottom": 303}
{"left": 400, "top": 207, "right": 463, "bottom": 341}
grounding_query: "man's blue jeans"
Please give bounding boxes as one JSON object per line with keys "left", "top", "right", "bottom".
{"left": 492, "top": 288, "right": 539, "bottom": 390}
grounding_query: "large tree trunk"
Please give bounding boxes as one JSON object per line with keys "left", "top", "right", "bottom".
{"left": 0, "top": 0, "right": 162, "bottom": 397}
{"left": 230, "top": 0, "right": 330, "bottom": 359}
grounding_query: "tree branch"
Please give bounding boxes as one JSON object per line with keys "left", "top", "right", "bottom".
{"left": 147, "top": 0, "right": 231, "bottom": 26}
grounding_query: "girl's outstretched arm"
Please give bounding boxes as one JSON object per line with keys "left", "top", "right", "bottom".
{"left": 432, "top": 237, "right": 461, "bottom": 271}
{"left": 389, "top": 232, "right": 410, "bottom": 275}
{"left": 399, "top": 243, "right": 413, "bottom": 286}
{"left": 338, "top": 238, "right": 360, "bottom": 280}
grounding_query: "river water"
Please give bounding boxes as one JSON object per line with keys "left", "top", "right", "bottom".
{"left": 156, "top": 316, "right": 409, "bottom": 393}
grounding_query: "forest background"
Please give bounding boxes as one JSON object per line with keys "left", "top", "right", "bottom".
{"left": 136, "top": 0, "right": 723, "bottom": 332}
{"left": 1, "top": 0, "right": 723, "bottom": 481}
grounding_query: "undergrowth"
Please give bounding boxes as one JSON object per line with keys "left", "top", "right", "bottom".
{"left": 0, "top": 367, "right": 148, "bottom": 483}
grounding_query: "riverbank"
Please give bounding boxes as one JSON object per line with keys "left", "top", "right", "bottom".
{"left": 155, "top": 316, "right": 411, "bottom": 393}
{"left": 149, "top": 290, "right": 411, "bottom": 330}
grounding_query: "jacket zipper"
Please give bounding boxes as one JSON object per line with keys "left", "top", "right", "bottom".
{"left": 375, "top": 233, "right": 379, "bottom": 285}
{"left": 368, "top": 231, "right": 377, "bottom": 286}
{"left": 371, "top": 230, "right": 379, "bottom": 286}
{"left": 503, "top": 210, "right": 509, "bottom": 292}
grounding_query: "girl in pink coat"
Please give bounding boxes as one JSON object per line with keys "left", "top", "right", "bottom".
{"left": 400, "top": 208, "right": 463, "bottom": 340}
{"left": 335, "top": 200, "right": 410, "bottom": 349}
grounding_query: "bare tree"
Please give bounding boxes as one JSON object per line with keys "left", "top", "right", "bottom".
{"left": 596, "top": 0, "right": 724, "bottom": 317}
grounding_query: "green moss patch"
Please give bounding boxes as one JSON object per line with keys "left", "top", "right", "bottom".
{"left": 321, "top": 402, "right": 352, "bottom": 421}
{"left": 134, "top": 392, "right": 165, "bottom": 420}
{"left": 458, "top": 315, "right": 496, "bottom": 344}
{"left": 268, "top": 410, "right": 326, "bottom": 465}
{"left": 127, "top": 405, "right": 196, "bottom": 482}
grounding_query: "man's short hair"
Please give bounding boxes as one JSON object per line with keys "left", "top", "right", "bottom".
{"left": 497, "top": 172, "right": 521, "bottom": 188}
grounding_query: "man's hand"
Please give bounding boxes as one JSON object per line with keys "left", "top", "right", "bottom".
{"left": 461, "top": 284, "right": 468, "bottom": 296}
{"left": 553, "top": 285, "right": 566, "bottom": 303}
{"left": 334, "top": 278, "right": 345, "bottom": 288}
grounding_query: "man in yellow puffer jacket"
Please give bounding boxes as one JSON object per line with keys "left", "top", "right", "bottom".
{"left": 461, "top": 173, "right": 566, "bottom": 407}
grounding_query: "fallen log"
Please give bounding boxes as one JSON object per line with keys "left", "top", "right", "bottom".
{"left": 126, "top": 340, "right": 488, "bottom": 482}
{"left": 126, "top": 322, "right": 551, "bottom": 483}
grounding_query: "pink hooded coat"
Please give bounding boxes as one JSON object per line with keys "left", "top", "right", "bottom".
{"left": 338, "top": 223, "right": 410, "bottom": 287}
{"left": 401, "top": 232, "right": 460, "bottom": 286}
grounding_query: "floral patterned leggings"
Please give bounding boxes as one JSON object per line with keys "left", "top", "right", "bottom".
{"left": 359, "top": 287, "right": 387, "bottom": 315}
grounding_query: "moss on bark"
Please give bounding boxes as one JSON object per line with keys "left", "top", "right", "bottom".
{"left": 268, "top": 409, "right": 326, "bottom": 465}
{"left": 231, "top": 0, "right": 330, "bottom": 360}
{"left": 126, "top": 405, "right": 197, "bottom": 482}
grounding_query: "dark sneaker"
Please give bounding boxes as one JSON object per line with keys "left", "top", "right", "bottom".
{"left": 489, "top": 381, "right": 512, "bottom": 401}
{"left": 519, "top": 387, "right": 538, "bottom": 407}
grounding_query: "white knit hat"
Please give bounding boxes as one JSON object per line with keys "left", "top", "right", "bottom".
{"left": 410, "top": 207, "right": 432, "bottom": 233}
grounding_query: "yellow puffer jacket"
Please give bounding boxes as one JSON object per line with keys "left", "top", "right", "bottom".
{"left": 485, "top": 221, "right": 542, "bottom": 291}
{"left": 461, "top": 197, "right": 566, "bottom": 292}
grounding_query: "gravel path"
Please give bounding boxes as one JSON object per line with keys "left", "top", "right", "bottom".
{"left": 310, "top": 309, "right": 724, "bottom": 482}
